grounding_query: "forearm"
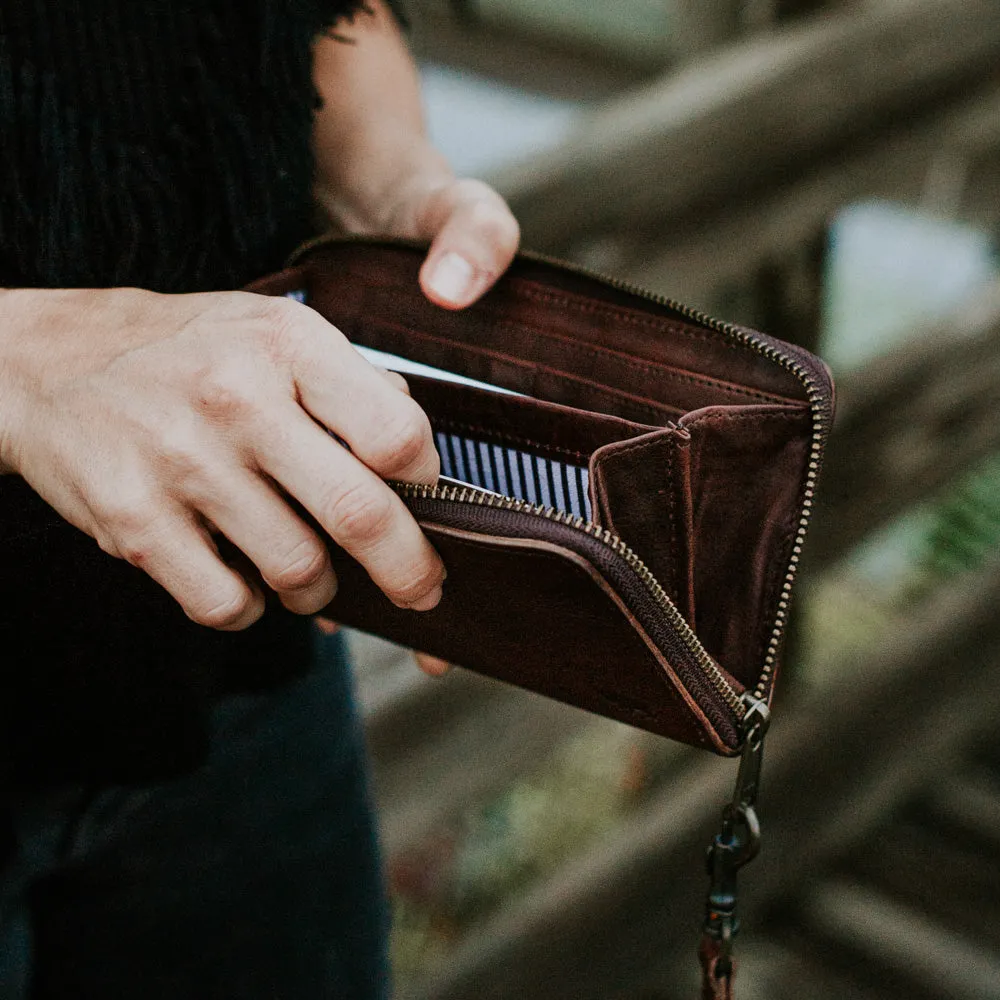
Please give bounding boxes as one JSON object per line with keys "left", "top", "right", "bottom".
{"left": 311, "top": 2, "right": 452, "bottom": 234}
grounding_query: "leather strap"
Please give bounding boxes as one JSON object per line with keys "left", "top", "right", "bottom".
{"left": 699, "top": 933, "right": 735, "bottom": 1000}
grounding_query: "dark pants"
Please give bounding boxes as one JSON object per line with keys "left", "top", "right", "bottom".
{"left": 0, "top": 632, "right": 390, "bottom": 999}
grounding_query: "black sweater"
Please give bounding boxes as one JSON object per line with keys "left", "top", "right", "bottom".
{"left": 0, "top": 0, "right": 377, "bottom": 797}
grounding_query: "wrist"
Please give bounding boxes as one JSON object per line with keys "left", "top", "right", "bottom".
{"left": 314, "top": 136, "right": 454, "bottom": 237}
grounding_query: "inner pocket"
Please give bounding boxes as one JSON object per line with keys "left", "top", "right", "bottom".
{"left": 404, "top": 373, "right": 665, "bottom": 522}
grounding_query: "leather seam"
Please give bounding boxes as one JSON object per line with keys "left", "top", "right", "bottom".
{"left": 683, "top": 407, "right": 808, "bottom": 431}
{"left": 511, "top": 280, "right": 738, "bottom": 349}
{"left": 498, "top": 315, "right": 796, "bottom": 405}
{"left": 686, "top": 406, "right": 809, "bottom": 679}
{"left": 593, "top": 434, "right": 682, "bottom": 605}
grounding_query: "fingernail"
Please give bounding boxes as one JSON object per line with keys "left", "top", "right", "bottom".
{"left": 407, "top": 584, "right": 443, "bottom": 612}
{"left": 427, "top": 253, "right": 474, "bottom": 305}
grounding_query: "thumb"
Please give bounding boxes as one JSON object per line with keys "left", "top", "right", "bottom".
{"left": 417, "top": 180, "right": 520, "bottom": 310}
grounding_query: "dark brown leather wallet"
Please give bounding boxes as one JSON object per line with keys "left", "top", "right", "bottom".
{"left": 248, "top": 238, "right": 834, "bottom": 758}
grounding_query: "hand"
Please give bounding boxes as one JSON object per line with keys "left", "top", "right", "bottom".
{"left": 0, "top": 286, "right": 446, "bottom": 630}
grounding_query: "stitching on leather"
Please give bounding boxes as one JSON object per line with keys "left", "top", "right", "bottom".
{"left": 431, "top": 417, "right": 591, "bottom": 462}
{"left": 595, "top": 434, "right": 681, "bottom": 603}
{"left": 664, "top": 443, "right": 679, "bottom": 603}
{"left": 682, "top": 407, "right": 807, "bottom": 431}
{"left": 368, "top": 319, "right": 683, "bottom": 423}
{"left": 499, "top": 316, "right": 794, "bottom": 405}
{"left": 512, "top": 280, "right": 729, "bottom": 345}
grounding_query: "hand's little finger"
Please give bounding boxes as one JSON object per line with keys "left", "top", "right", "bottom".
{"left": 415, "top": 652, "right": 453, "bottom": 677}
{"left": 189, "top": 466, "right": 338, "bottom": 616}
{"left": 111, "top": 509, "right": 265, "bottom": 631}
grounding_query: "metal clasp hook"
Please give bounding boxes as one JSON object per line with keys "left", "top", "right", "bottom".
{"left": 703, "top": 696, "right": 770, "bottom": 978}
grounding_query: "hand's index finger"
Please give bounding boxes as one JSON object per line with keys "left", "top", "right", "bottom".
{"left": 287, "top": 307, "right": 440, "bottom": 486}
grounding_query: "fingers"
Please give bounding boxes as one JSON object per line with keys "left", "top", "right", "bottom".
{"left": 253, "top": 402, "right": 445, "bottom": 611}
{"left": 414, "top": 179, "right": 520, "bottom": 310}
{"left": 190, "top": 466, "right": 338, "bottom": 616}
{"left": 286, "top": 305, "right": 439, "bottom": 486}
{"left": 104, "top": 506, "right": 265, "bottom": 631}
{"left": 415, "top": 651, "right": 453, "bottom": 677}
{"left": 314, "top": 615, "right": 340, "bottom": 636}
{"left": 378, "top": 368, "right": 411, "bottom": 395}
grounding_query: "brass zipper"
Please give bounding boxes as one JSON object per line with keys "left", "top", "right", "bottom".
{"left": 289, "top": 235, "right": 832, "bottom": 715}
{"left": 393, "top": 479, "right": 747, "bottom": 720}
{"left": 552, "top": 265, "right": 831, "bottom": 704}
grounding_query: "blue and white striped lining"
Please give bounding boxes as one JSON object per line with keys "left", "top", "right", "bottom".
{"left": 435, "top": 430, "right": 591, "bottom": 519}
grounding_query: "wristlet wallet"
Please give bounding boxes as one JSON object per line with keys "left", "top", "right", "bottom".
{"left": 249, "top": 238, "right": 834, "bottom": 756}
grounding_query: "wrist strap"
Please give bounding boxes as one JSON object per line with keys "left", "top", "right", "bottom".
{"left": 699, "top": 697, "right": 770, "bottom": 1000}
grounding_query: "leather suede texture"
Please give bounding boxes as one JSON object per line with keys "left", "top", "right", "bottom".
{"left": 247, "top": 240, "right": 834, "bottom": 755}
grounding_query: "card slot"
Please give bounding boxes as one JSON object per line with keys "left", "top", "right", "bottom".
{"left": 404, "top": 372, "right": 666, "bottom": 522}
{"left": 351, "top": 318, "right": 686, "bottom": 425}
{"left": 493, "top": 313, "right": 803, "bottom": 411}
{"left": 297, "top": 248, "right": 808, "bottom": 404}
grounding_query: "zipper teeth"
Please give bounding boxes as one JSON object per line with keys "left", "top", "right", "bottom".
{"left": 578, "top": 270, "right": 831, "bottom": 703}
{"left": 394, "top": 480, "right": 746, "bottom": 719}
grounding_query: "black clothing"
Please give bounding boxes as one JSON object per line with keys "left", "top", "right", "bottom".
{"left": 0, "top": 0, "right": 374, "bottom": 797}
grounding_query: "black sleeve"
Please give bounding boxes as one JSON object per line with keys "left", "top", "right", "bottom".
{"left": 319, "top": 0, "right": 408, "bottom": 33}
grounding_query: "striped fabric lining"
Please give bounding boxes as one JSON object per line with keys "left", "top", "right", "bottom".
{"left": 435, "top": 430, "right": 592, "bottom": 520}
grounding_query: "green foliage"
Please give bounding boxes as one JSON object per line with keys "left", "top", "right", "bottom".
{"left": 913, "top": 452, "right": 1000, "bottom": 590}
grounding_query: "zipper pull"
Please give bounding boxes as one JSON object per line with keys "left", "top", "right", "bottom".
{"left": 731, "top": 695, "right": 770, "bottom": 816}
{"left": 701, "top": 695, "right": 771, "bottom": 983}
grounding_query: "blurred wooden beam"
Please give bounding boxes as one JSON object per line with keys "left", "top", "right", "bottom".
{"left": 405, "top": 556, "right": 1000, "bottom": 1000}
{"left": 366, "top": 664, "right": 589, "bottom": 858}
{"left": 624, "top": 80, "right": 1000, "bottom": 310}
{"left": 804, "top": 882, "right": 1000, "bottom": 1000}
{"left": 810, "top": 281, "right": 1000, "bottom": 570}
{"left": 407, "top": 0, "right": 653, "bottom": 101}
{"left": 494, "top": 0, "right": 1000, "bottom": 259}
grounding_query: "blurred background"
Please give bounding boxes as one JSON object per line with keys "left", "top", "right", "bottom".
{"left": 349, "top": 1, "right": 1000, "bottom": 997}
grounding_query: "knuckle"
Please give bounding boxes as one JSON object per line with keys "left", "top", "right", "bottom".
{"left": 89, "top": 488, "right": 159, "bottom": 545}
{"left": 468, "top": 198, "right": 520, "bottom": 254}
{"left": 383, "top": 370, "right": 410, "bottom": 395}
{"left": 193, "top": 362, "right": 259, "bottom": 422}
{"left": 193, "top": 588, "right": 258, "bottom": 630}
{"left": 155, "top": 424, "right": 207, "bottom": 483}
{"left": 255, "top": 296, "right": 309, "bottom": 361}
{"left": 390, "top": 562, "right": 443, "bottom": 606}
{"left": 323, "top": 481, "right": 395, "bottom": 546}
{"left": 269, "top": 539, "right": 329, "bottom": 592}
{"left": 369, "top": 403, "right": 434, "bottom": 475}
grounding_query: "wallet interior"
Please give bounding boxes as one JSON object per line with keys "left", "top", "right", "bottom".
{"left": 248, "top": 241, "right": 824, "bottom": 752}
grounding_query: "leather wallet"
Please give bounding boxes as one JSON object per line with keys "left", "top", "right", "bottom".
{"left": 248, "top": 238, "right": 835, "bottom": 756}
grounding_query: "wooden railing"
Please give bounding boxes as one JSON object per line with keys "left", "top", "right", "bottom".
{"left": 348, "top": 3, "right": 1000, "bottom": 997}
